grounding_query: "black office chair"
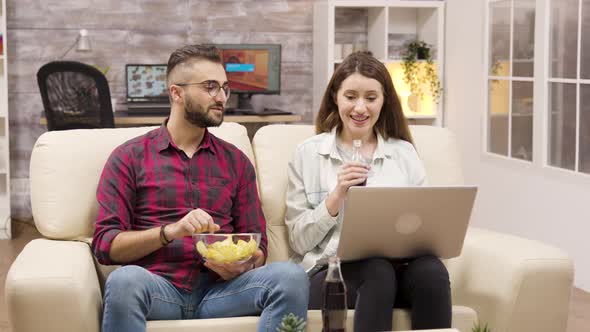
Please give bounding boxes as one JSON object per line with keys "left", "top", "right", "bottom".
{"left": 37, "top": 61, "right": 115, "bottom": 131}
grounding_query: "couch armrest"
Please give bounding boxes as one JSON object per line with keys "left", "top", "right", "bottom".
{"left": 5, "top": 239, "right": 102, "bottom": 332}
{"left": 446, "top": 227, "right": 574, "bottom": 332}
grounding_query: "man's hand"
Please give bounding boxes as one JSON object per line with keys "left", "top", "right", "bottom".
{"left": 166, "top": 208, "right": 221, "bottom": 241}
{"left": 204, "top": 249, "right": 264, "bottom": 281}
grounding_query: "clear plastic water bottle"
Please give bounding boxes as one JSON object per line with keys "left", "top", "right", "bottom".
{"left": 351, "top": 140, "right": 367, "bottom": 186}
{"left": 322, "top": 256, "right": 347, "bottom": 332}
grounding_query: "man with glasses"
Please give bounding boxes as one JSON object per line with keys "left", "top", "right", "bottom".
{"left": 92, "top": 44, "right": 308, "bottom": 332}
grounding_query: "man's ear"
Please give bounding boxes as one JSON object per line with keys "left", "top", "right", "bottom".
{"left": 169, "top": 85, "right": 182, "bottom": 102}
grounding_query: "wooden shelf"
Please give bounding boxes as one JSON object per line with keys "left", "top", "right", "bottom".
{"left": 314, "top": 0, "right": 445, "bottom": 126}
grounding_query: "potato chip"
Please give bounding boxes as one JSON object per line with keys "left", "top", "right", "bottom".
{"left": 207, "top": 250, "right": 226, "bottom": 262}
{"left": 196, "top": 241, "right": 208, "bottom": 257}
{"left": 196, "top": 235, "right": 259, "bottom": 263}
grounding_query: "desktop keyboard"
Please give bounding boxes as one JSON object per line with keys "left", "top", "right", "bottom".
{"left": 224, "top": 109, "right": 259, "bottom": 115}
{"left": 224, "top": 108, "right": 292, "bottom": 116}
{"left": 125, "top": 102, "right": 171, "bottom": 116}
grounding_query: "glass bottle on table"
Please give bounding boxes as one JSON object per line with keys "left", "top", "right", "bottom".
{"left": 322, "top": 256, "right": 347, "bottom": 332}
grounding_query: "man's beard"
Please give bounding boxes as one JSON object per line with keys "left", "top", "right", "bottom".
{"left": 184, "top": 96, "right": 223, "bottom": 127}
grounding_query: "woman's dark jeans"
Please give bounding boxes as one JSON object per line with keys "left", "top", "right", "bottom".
{"left": 309, "top": 256, "right": 451, "bottom": 332}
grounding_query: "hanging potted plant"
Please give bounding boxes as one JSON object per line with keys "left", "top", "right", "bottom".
{"left": 401, "top": 40, "right": 443, "bottom": 105}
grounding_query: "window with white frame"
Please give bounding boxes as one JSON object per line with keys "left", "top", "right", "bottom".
{"left": 547, "top": 0, "right": 590, "bottom": 174}
{"left": 487, "top": 0, "right": 536, "bottom": 162}
{"left": 486, "top": 0, "right": 590, "bottom": 175}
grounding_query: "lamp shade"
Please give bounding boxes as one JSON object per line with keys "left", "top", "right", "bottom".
{"left": 76, "top": 29, "right": 91, "bottom": 52}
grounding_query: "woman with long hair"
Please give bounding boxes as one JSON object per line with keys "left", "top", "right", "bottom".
{"left": 285, "top": 51, "right": 451, "bottom": 332}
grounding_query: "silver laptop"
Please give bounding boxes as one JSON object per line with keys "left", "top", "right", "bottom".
{"left": 337, "top": 186, "right": 477, "bottom": 261}
{"left": 125, "top": 64, "right": 170, "bottom": 114}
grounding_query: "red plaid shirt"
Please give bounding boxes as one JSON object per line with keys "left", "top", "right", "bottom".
{"left": 91, "top": 123, "right": 267, "bottom": 291}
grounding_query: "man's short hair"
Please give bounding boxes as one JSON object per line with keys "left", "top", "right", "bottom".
{"left": 166, "top": 44, "right": 222, "bottom": 84}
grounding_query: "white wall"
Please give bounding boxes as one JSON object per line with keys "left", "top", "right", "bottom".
{"left": 445, "top": 0, "right": 590, "bottom": 292}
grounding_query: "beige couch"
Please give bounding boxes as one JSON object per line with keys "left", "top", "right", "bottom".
{"left": 5, "top": 123, "right": 574, "bottom": 332}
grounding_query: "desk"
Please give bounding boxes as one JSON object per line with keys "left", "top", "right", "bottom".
{"left": 39, "top": 112, "right": 302, "bottom": 127}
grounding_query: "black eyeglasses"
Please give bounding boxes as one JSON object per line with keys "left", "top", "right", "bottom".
{"left": 175, "top": 80, "right": 231, "bottom": 98}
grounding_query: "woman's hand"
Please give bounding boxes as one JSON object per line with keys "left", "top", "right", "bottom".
{"left": 325, "top": 161, "right": 369, "bottom": 216}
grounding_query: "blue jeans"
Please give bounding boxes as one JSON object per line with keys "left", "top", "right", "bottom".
{"left": 102, "top": 262, "right": 309, "bottom": 332}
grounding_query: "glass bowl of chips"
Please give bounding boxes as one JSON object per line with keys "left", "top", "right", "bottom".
{"left": 193, "top": 233, "right": 261, "bottom": 264}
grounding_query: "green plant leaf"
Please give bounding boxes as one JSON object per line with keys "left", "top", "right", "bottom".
{"left": 276, "top": 313, "right": 306, "bottom": 332}
{"left": 400, "top": 39, "right": 443, "bottom": 104}
{"left": 472, "top": 322, "right": 492, "bottom": 332}
{"left": 93, "top": 65, "right": 110, "bottom": 75}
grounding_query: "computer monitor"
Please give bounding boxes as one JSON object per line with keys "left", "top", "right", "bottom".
{"left": 215, "top": 44, "right": 281, "bottom": 110}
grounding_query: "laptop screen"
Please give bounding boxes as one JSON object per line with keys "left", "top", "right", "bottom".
{"left": 126, "top": 64, "right": 168, "bottom": 102}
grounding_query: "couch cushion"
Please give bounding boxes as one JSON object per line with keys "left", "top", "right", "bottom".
{"left": 30, "top": 122, "right": 254, "bottom": 240}
{"left": 410, "top": 125, "right": 464, "bottom": 185}
{"left": 5, "top": 239, "right": 103, "bottom": 332}
{"left": 252, "top": 125, "right": 465, "bottom": 262}
{"left": 251, "top": 125, "right": 315, "bottom": 262}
